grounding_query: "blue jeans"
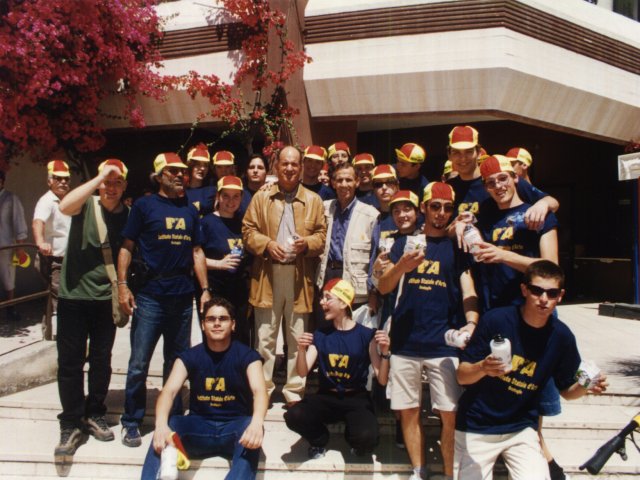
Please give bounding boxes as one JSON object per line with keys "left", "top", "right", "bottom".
{"left": 140, "top": 415, "right": 258, "bottom": 480}
{"left": 121, "top": 292, "right": 193, "bottom": 428}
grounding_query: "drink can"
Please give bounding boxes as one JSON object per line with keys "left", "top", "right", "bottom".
{"left": 159, "top": 444, "right": 178, "bottom": 480}
{"left": 575, "top": 360, "right": 601, "bottom": 389}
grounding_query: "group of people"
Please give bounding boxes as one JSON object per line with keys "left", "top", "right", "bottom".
{"left": 1, "top": 124, "right": 609, "bottom": 480}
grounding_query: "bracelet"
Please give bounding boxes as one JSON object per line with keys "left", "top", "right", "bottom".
{"left": 117, "top": 281, "right": 128, "bottom": 286}
{"left": 466, "top": 320, "right": 478, "bottom": 326}
{"left": 380, "top": 352, "right": 391, "bottom": 360}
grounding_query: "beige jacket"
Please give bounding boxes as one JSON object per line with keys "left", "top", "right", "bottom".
{"left": 316, "top": 199, "right": 379, "bottom": 304}
{"left": 242, "top": 184, "right": 327, "bottom": 313}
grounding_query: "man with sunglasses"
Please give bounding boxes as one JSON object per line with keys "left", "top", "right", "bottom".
{"left": 455, "top": 260, "right": 608, "bottom": 480}
{"left": 141, "top": 297, "right": 267, "bottom": 480}
{"left": 118, "top": 152, "right": 211, "bottom": 448}
{"left": 33, "top": 160, "right": 72, "bottom": 338}
{"left": 378, "top": 182, "right": 479, "bottom": 480}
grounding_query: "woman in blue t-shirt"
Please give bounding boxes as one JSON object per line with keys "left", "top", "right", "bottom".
{"left": 200, "top": 176, "right": 252, "bottom": 345}
{"left": 184, "top": 143, "right": 216, "bottom": 217}
{"left": 284, "top": 279, "right": 391, "bottom": 459}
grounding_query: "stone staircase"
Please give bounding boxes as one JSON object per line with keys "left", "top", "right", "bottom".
{"left": 0, "top": 304, "right": 639, "bottom": 479}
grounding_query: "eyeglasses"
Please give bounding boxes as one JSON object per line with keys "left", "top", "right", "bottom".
{"left": 52, "top": 176, "right": 69, "bottom": 182}
{"left": 204, "top": 315, "right": 232, "bottom": 324}
{"left": 484, "top": 173, "right": 512, "bottom": 190}
{"left": 526, "top": 284, "right": 562, "bottom": 299}
{"left": 428, "top": 202, "right": 454, "bottom": 213}
{"left": 163, "top": 167, "right": 187, "bottom": 177}
{"left": 373, "top": 180, "right": 398, "bottom": 189}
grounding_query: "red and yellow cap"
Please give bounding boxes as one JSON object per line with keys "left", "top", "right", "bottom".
{"left": 154, "top": 153, "right": 188, "bottom": 174}
{"left": 304, "top": 145, "right": 327, "bottom": 162}
{"left": 353, "top": 153, "right": 375, "bottom": 166}
{"left": 449, "top": 126, "right": 479, "bottom": 150}
{"left": 395, "top": 143, "right": 426, "bottom": 164}
{"left": 217, "top": 175, "right": 243, "bottom": 191}
{"left": 47, "top": 160, "right": 70, "bottom": 177}
{"left": 327, "top": 141, "right": 351, "bottom": 158}
{"left": 423, "top": 181, "right": 455, "bottom": 203}
{"left": 389, "top": 190, "right": 419, "bottom": 208}
{"left": 478, "top": 147, "right": 490, "bottom": 166}
{"left": 371, "top": 164, "right": 397, "bottom": 181}
{"left": 442, "top": 160, "right": 453, "bottom": 176}
{"left": 187, "top": 143, "right": 210, "bottom": 163}
{"left": 320, "top": 163, "right": 329, "bottom": 173}
{"left": 505, "top": 147, "right": 533, "bottom": 167}
{"left": 480, "top": 155, "right": 514, "bottom": 180}
{"left": 323, "top": 278, "right": 355, "bottom": 307}
{"left": 98, "top": 159, "right": 128, "bottom": 179}
{"left": 212, "top": 150, "right": 235, "bottom": 166}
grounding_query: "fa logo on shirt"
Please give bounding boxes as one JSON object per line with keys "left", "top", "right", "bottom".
{"left": 458, "top": 202, "right": 479, "bottom": 214}
{"left": 328, "top": 354, "right": 349, "bottom": 369}
{"left": 417, "top": 260, "right": 440, "bottom": 275}
{"left": 205, "top": 377, "right": 226, "bottom": 392}
{"left": 228, "top": 238, "right": 243, "bottom": 250}
{"left": 165, "top": 217, "right": 187, "bottom": 230}
{"left": 492, "top": 226, "right": 514, "bottom": 242}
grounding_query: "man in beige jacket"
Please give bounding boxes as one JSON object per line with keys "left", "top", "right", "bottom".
{"left": 242, "top": 146, "right": 327, "bottom": 405}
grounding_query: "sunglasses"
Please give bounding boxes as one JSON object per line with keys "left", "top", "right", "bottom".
{"left": 163, "top": 167, "right": 187, "bottom": 177}
{"left": 52, "top": 175, "right": 70, "bottom": 182}
{"left": 373, "top": 180, "right": 398, "bottom": 189}
{"left": 428, "top": 202, "right": 454, "bottom": 213}
{"left": 526, "top": 284, "right": 562, "bottom": 299}
{"left": 204, "top": 315, "right": 232, "bottom": 324}
{"left": 484, "top": 173, "right": 512, "bottom": 189}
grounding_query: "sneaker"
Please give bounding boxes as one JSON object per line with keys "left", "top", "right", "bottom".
{"left": 84, "top": 415, "right": 114, "bottom": 442}
{"left": 395, "top": 420, "right": 406, "bottom": 449}
{"left": 55, "top": 427, "right": 84, "bottom": 457}
{"left": 409, "top": 474, "right": 423, "bottom": 480}
{"left": 121, "top": 426, "right": 142, "bottom": 447}
{"left": 308, "top": 446, "right": 326, "bottom": 459}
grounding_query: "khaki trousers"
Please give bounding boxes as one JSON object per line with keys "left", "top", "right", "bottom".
{"left": 254, "top": 264, "right": 308, "bottom": 403}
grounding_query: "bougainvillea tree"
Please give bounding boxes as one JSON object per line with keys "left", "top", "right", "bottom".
{"left": 177, "top": 0, "right": 311, "bottom": 157}
{"left": 0, "top": 0, "right": 168, "bottom": 170}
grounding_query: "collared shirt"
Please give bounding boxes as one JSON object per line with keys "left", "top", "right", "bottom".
{"left": 33, "top": 190, "right": 72, "bottom": 257}
{"left": 328, "top": 197, "right": 358, "bottom": 263}
{"left": 276, "top": 185, "right": 299, "bottom": 248}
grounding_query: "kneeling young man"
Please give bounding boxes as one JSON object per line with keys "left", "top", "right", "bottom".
{"left": 141, "top": 297, "right": 267, "bottom": 480}
{"left": 454, "top": 261, "right": 608, "bottom": 480}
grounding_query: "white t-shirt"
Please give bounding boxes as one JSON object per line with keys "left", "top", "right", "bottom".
{"left": 33, "top": 190, "right": 71, "bottom": 257}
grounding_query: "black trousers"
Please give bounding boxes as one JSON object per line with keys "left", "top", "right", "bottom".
{"left": 284, "top": 391, "right": 379, "bottom": 451}
{"left": 57, "top": 298, "right": 116, "bottom": 428}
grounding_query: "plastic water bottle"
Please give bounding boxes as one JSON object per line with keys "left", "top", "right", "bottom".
{"left": 159, "top": 444, "right": 178, "bottom": 480}
{"left": 490, "top": 334, "right": 512, "bottom": 373}
{"left": 444, "top": 329, "right": 471, "bottom": 348}
{"left": 463, "top": 224, "right": 482, "bottom": 258}
{"left": 229, "top": 244, "right": 243, "bottom": 273}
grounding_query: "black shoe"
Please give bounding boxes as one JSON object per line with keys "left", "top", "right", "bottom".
{"left": 83, "top": 415, "right": 114, "bottom": 442}
{"left": 308, "top": 446, "right": 326, "bottom": 459}
{"left": 55, "top": 427, "right": 84, "bottom": 457}
{"left": 121, "top": 425, "right": 142, "bottom": 447}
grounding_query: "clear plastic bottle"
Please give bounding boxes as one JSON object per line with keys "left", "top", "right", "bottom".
{"left": 229, "top": 244, "right": 243, "bottom": 273}
{"left": 463, "top": 224, "right": 482, "bottom": 258}
{"left": 490, "top": 334, "right": 512, "bottom": 373}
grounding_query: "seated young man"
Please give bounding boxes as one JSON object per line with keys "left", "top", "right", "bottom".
{"left": 141, "top": 297, "right": 267, "bottom": 480}
{"left": 284, "top": 279, "right": 391, "bottom": 459}
{"left": 454, "top": 261, "right": 608, "bottom": 480}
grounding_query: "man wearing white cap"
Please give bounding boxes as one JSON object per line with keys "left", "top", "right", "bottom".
{"left": 33, "top": 159, "right": 72, "bottom": 338}
{"left": 0, "top": 169, "right": 28, "bottom": 321}
{"left": 117, "top": 152, "right": 212, "bottom": 447}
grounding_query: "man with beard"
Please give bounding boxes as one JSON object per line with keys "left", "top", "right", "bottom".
{"left": 33, "top": 159, "right": 72, "bottom": 338}
{"left": 379, "top": 182, "right": 479, "bottom": 480}
{"left": 117, "top": 152, "right": 211, "bottom": 447}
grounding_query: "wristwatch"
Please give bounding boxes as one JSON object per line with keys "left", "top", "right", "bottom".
{"left": 380, "top": 352, "right": 391, "bottom": 360}
{"left": 204, "top": 287, "right": 214, "bottom": 293}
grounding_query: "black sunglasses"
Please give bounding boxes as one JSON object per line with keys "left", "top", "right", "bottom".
{"left": 373, "top": 180, "right": 398, "bottom": 189}
{"left": 428, "top": 202, "right": 454, "bottom": 213}
{"left": 526, "top": 284, "right": 562, "bottom": 299}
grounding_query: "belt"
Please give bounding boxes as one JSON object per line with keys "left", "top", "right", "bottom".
{"left": 327, "top": 260, "right": 343, "bottom": 270}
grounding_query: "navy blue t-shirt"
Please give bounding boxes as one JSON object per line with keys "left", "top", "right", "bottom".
{"left": 302, "top": 182, "right": 335, "bottom": 201}
{"left": 476, "top": 203, "right": 558, "bottom": 312}
{"left": 200, "top": 213, "right": 250, "bottom": 295}
{"left": 448, "top": 176, "right": 547, "bottom": 217}
{"left": 122, "top": 194, "right": 202, "bottom": 295}
{"left": 389, "top": 235, "right": 470, "bottom": 358}
{"left": 313, "top": 323, "right": 376, "bottom": 392}
{"left": 180, "top": 341, "right": 261, "bottom": 420}
{"left": 399, "top": 174, "right": 429, "bottom": 200}
{"left": 457, "top": 306, "right": 581, "bottom": 434}
{"left": 185, "top": 186, "right": 216, "bottom": 217}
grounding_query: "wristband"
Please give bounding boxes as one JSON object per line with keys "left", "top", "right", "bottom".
{"left": 380, "top": 352, "right": 391, "bottom": 360}
{"left": 466, "top": 320, "right": 478, "bottom": 326}
{"left": 117, "top": 281, "right": 128, "bottom": 286}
